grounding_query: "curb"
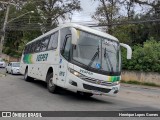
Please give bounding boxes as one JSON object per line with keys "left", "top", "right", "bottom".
{"left": 121, "top": 83, "right": 160, "bottom": 90}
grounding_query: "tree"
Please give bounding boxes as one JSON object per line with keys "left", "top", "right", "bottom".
{"left": 134, "top": 0, "right": 160, "bottom": 41}
{"left": 34, "top": 0, "right": 81, "bottom": 32}
{"left": 134, "top": 0, "right": 160, "bottom": 16}
{"left": 112, "top": 23, "right": 134, "bottom": 45}
{"left": 119, "top": 0, "right": 135, "bottom": 20}
{"left": 92, "top": 0, "right": 120, "bottom": 34}
{"left": 122, "top": 38, "right": 160, "bottom": 72}
{"left": 1, "top": 0, "right": 82, "bottom": 57}
{"left": 2, "top": 0, "right": 42, "bottom": 57}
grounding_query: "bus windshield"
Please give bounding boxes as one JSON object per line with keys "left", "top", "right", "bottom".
{"left": 72, "top": 30, "right": 121, "bottom": 75}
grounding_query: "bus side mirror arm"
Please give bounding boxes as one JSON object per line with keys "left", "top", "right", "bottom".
{"left": 70, "top": 28, "right": 78, "bottom": 45}
{"left": 120, "top": 43, "right": 132, "bottom": 59}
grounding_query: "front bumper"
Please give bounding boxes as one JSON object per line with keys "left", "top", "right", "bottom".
{"left": 65, "top": 73, "right": 120, "bottom": 96}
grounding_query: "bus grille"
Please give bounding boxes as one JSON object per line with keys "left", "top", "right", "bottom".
{"left": 80, "top": 76, "right": 117, "bottom": 86}
{"left": 83, "top": 84, "right": 111, "bottom": 93}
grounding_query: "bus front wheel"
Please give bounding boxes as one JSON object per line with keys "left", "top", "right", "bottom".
{"left": 46, "top": 73, "right": 57, "bottom": 93}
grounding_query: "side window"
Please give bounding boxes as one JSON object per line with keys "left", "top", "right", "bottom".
{"left": 27, "top": 44, "right": 31, "bottom": 54}
{"left": 62, "top": 35, "right": 71, "bottom": 60}
{"left": 48, "top": 32, "right": 58, "bottom": 50}
{"left": 35, "top": 41, "right": 41, "bottom": 52}
{"left": 25, "top": 45, "right": 28, "bottom": 54}
{"left": 24, "top": 46, "right": 27, "bottom": 54}
{"left": 30, "top": 42, "right": 35, "bottom": 53}
{"left": 40, "top": 37, "right": 49, "bottom": 52}
{"left": 29, "top": 44, "right": 33, "bottom": 53}
{"left": 60, "top": 28, "right": 71, "bottom": 51}
{"left": 26, "top": 45, "right": 30, "bottom": 54}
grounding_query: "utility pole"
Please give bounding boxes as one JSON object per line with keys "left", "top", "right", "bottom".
{"left": 0, "top": 1, "right": 10, "bottom": 57}
{"left": 0, "top": 1, "right": 32, "bottom": 57}
{"left": 0, "top": 0, "right": 17, "bottom": 57}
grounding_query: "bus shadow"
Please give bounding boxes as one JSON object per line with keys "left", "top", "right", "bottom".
{"left": 31, "top": 79, "right": 47, "bottom": 88}
{"left": 27, "top": 79, "right": 113, "bottom": 104}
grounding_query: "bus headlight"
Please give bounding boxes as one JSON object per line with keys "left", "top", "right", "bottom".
{"left": 68, "top": 68, "right": 83, "bottom": 78}
{"left": 73, "top": 71, "right": 80, "bottom": 76}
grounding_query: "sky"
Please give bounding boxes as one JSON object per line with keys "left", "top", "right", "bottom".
{"left": 62, "top": 0, "right": 151, "bottom": 27}
{"left": 71, "top": 0, "right": 98, "bottom": 23}
{"left": 63, "top": 0, "right": 99, "bottom": 25}
{"left": 65, "top": 0, "right": 150, "bottom": 23}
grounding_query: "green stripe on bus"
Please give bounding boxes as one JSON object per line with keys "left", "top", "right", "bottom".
{"left": 23, "top": 54, "right": 33, "bottom": 64}
{"left": 108, "top": 76, "right": 120, "bottom": 82}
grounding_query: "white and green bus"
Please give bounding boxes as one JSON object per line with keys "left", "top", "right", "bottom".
{"left": 20, "top": 23, "right": 132, "bottom": 97}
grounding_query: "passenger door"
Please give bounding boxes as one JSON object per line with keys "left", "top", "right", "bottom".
{"left": 58, "top": 35, "right": 71, "bottom": 87}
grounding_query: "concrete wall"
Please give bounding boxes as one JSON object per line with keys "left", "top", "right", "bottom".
{"left": 0, "top": 54, "right": 10, "bottom": 61}
{"left": 0, "top": 54, "right": 20, "bottom": 62}
{"left": 121, "top": 70, "right": 160, "bottom": 86}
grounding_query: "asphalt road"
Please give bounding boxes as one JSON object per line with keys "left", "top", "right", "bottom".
{"left": 0, "top": 68, "right": 160, "bottom": 120}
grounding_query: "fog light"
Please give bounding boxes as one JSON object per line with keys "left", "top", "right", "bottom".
{"left": 112, "top": 87, "right": 118, "bottom": 91}
{"left": 69, "top": 80, "right": 77, "bottom": 86}
{"left": 114, "top": 90, "right": 119, "bottom": 94}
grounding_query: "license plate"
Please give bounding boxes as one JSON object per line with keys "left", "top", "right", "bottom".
{"left": 92, "top": 90, "right": 102, "bottom": 95}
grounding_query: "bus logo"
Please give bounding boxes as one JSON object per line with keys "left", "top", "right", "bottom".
{"left": 96, "top": 80, "right": 101, "bottom": 84}
{"left": 36, "top": 53, "right": 48, "bottom": 61}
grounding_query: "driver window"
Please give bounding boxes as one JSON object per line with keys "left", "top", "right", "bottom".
{"left": 62, "top": 36, "right": 71, "bottom": 60}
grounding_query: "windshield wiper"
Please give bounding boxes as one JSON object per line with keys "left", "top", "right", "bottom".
{"left": 87, "top": 46, "right": 99, "bottom": 68}
{"left": 104, "top": 48, "right": 113, "bottom": 72}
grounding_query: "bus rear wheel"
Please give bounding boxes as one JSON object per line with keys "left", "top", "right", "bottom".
{"left": 24, "top": 68, "right": 34, "bottom": 82}
{"left": 46, "top": 73, "right": 57, "bottom": 93}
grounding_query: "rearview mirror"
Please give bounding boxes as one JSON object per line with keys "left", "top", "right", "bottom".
{"left": 120, "top": 43, "right": 132, "bottom": 59}
{"left": 70, "top": 28, "right": 78, "bottom": 45}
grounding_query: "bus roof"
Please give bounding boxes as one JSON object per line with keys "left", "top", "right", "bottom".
{"left": 27, "top": 23, "right": 118, "bottom": 45}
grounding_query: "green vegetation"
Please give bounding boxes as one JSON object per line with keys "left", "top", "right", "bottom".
{"left": 122, "top": 39, "right": 160, "bottom": 73}
{"left": 0, "top": 0, "right": 81, "bottom": 58}
{"left": 121, "top": 80, "right": 160, "bottom": 88}
{"left": 0, "top": 73, "right": 6, "bottom": 77}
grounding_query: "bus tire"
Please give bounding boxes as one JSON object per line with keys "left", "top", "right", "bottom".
{"left": 24, "top": 68, "right": 34, "bottom": 82}
{"left": 46, "top": 73, "right": 57, "bottom": 93}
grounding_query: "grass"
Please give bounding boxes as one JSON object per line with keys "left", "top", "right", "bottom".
{"left": 0, "top": 73, "right": 6, "bottom": 77}
{"left": 121, "top": 80, "right": 160, "bottom": 88}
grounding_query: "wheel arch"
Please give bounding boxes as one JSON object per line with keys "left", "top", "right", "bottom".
{"left": 46, "top": 67, "right": 54, "bottom": 82}
{"left": 25, "top": 65, "right": 28, "bottom": 71}
{"left": 24, "top": 65, "right": 28, "bottom": 74}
